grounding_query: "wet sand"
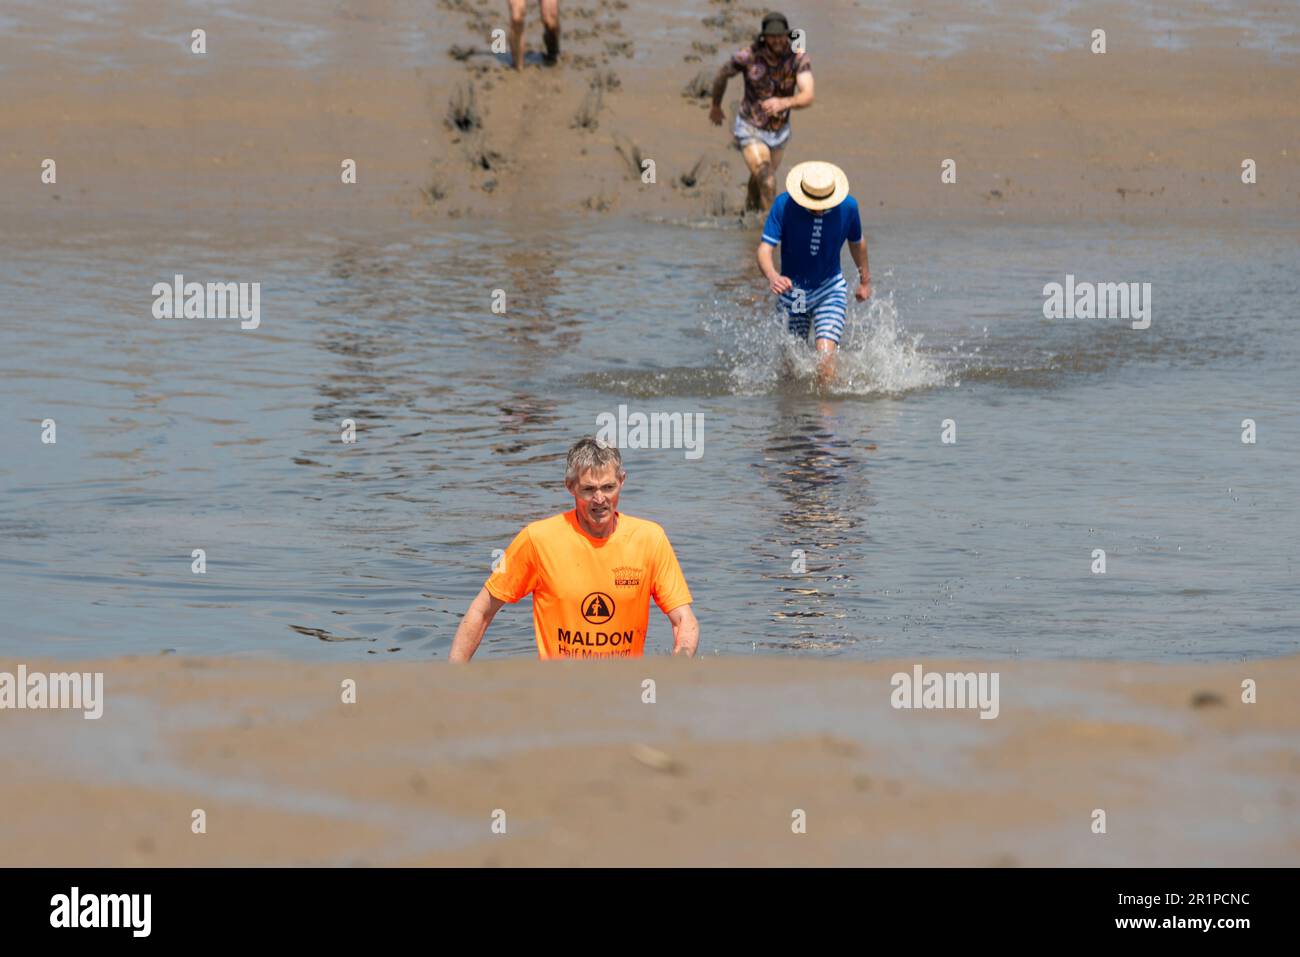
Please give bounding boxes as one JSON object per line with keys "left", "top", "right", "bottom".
{"left": 1, "top": 0, "right": 1296, "bottom": 231}
{"left": 2, "top": 654, "right": 1296, "bottom": 865}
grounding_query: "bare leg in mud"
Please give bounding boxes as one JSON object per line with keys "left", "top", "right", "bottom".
{"left": 508, "top": 0, "right": 526, "bottom": 70}
{"left": 745, "top": 167, "right": 762, "bottom": 212}
{"left": 508, "top": 0, "right": 560, "bottom": 70}
{"left": 541, "top": 0, "right": 560, "bottom": 64}
{"left": 741, "top": 141, "right": 784, "bottom": 212}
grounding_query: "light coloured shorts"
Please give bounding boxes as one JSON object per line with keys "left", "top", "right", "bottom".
{"left": 733, "top": 112, "right": 792, "bottom": 151}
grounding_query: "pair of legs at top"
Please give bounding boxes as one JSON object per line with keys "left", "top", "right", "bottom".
{"left": 507, "top": 0, "right": 560, "bottom": 70}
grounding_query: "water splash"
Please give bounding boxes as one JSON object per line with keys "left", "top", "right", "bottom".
{"left": 707, "top": 288, "right": 949, "bottom": 397}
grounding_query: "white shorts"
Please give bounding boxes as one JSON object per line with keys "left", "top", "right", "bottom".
{"left": 733, "top": 113, "right": 792, "bottom": 151}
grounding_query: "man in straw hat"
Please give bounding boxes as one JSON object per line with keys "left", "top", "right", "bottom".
{"left": 709, "top": 11, "right": 814, "bottom": 212}
{"left": 757, "top": 160, "right": 871, "bottom": 382}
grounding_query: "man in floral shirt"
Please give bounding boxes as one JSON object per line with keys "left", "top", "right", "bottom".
{"left": 709, "top": 11, "right": 815, "bottom": 213}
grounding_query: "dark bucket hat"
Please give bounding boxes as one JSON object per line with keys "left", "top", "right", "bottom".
{"left": 760, "top": 12, "right": 791, "bottom": 36}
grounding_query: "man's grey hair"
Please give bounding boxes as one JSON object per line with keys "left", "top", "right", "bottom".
{"left": 565, "top": 437, "right": 626, "bottom": 488}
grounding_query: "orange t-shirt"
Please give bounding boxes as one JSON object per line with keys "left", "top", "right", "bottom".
{"left": 484, "top": 511, "right": 693, "bottom": 659}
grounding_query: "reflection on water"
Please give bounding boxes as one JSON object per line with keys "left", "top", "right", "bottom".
{"left": 755, "top": 398, "right": 875, "bottom": 653}
{"left": 0, "top": 218, "right": 1296, "bottom": 662}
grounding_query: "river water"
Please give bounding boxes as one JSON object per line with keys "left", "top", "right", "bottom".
{"left": 1, "top": 215, "right": 1296, "bottom": 660}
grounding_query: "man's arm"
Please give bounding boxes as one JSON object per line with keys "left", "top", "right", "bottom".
{"left": 757, "top": 242, "right": 792, "bottom": 295}
{"left": 708, "top": 61, "right": 737, "bottom": 125}
{"left": 848, "top": 236, "right": 871, "bottom": 301}
{"left": 448, "top": 587, "right": 506, "bottom": 662}
{"left": 667, "top": 604, "right": 699, "bottom": 657}
{"left": 760, "top": 71, "right": 814, "bottom": 118}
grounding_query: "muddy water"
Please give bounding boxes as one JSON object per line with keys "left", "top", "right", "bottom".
{"left": 1, "top": 215, "right": 1296, "bottom": 660}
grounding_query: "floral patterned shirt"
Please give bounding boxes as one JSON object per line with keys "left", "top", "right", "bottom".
{"left": 725, "top": 43, "right": 812, "bottom": 132}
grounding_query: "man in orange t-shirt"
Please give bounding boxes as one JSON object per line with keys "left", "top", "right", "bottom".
{"left": 448, "top": 437, "right": 699, "bottom": 661}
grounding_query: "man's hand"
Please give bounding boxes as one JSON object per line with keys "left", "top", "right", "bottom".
{"left": 758, "top": 96, "right": 785, "bottom": 116}
{"left": 667, "top": 604, "right": 699, "bottom": 657}
{"left": 769, "top": 273, "right": 793, "bottom": 296}
{"left": 849, "top": 237, "right": 871, "bottom": 301}
{"left": 708, "top": 103, "right": 724, "bottom": 126}
{"left": 448, "top": 587, "right": 505, "bottom": 662}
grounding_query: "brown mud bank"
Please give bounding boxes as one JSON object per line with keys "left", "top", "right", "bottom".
{"left": 1, "top": 0, "right": 1297, "bottom": 233}
{"left": 1, "top": 654, "right": 1296, "bottom": 866}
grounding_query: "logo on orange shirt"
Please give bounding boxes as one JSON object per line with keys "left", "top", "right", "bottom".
{"left": 582, "top": 592, "right": 615, "bottom": 624}
{"left": 612, "top": 565, "right": 643, "bottom": 587}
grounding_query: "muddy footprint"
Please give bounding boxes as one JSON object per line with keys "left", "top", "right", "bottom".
{"left": 446, "top": 83, "right": 482, "bottom": 132}
{"left": 572, "top": 84, "right": 603, "bottom": 130}
{"left": 612, "top": 133, "right": 647, "bottom": 181}
{"left": 683, "top": 69, "right": 714, "bottom": 100}
{"left": 590, "top": 69, "right": 621, "bottom": 92}
{"left": 463, "top": 136, "right": 507, "bottom": 174}
{"left": 678, "top": 156, "right": 706, "bottom": 189}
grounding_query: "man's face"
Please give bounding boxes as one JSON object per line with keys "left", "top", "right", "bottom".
{"left": 765, "top": 33, "right": 791, "bottom": 55}
{"left": 571, "top": 464, "right": 623, "bottom": 533}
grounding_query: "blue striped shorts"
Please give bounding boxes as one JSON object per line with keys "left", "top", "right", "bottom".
{"left": 780, "top": 273, "right": 848, "bottom": 344}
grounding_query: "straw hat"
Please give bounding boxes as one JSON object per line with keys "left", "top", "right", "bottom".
{"left": 786, "top": 161, "right": 850, "bottom": 211}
